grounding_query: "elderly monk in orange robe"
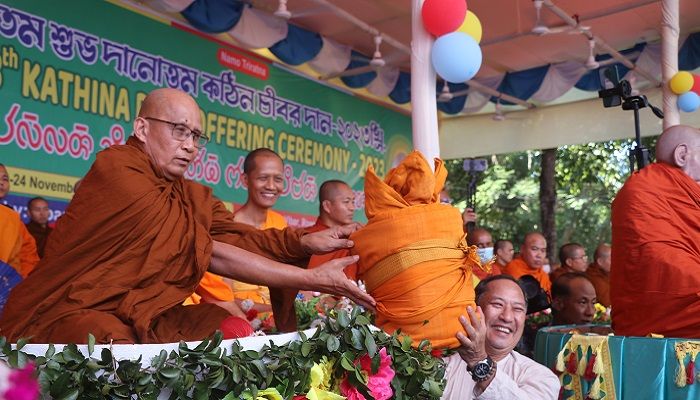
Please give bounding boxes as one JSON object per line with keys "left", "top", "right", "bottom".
{"left": 611, "top": 124, "right": 700, "bottom": 337}
{"left": 0, "top": 88, "right": 373, "bottom": 344}
{"left": 503, "top": 232, "right": 551, "bottom": 295}
{"left": 351, "top": 151, "right": 480, "bottom": 349}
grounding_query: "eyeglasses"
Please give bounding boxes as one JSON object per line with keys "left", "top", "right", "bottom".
{"left": 144, "top": 117, "right": 209, "bottom": 149}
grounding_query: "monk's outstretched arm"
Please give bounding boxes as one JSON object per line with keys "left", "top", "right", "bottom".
{"left": 209, "top": 241, "right": 375, "bottom": 310}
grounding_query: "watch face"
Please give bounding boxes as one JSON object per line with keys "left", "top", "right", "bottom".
{"left": 473, "top": 362, "right": 491, "bottom": 378}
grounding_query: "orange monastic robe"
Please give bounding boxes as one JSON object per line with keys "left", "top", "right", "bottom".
{"left": 611, "top": 162, "right": 700, "bottom": 337}
{"left": 0, "top": 206, "right": 39, "bottom": 278}
{"left": 351, "top": 151, "right": 479, "bottom": 349}
{"left": 230, "top": 210, "right": 288, "bottom": 304}
{"left": 306, "top": 220, "right": 357, "bottom": 280}
{"left": 0, "top": 138, "right": 308, "bottom": 344}
{"left": 471, "top": 262, "right": 502, "bottom": 281}
{"left": 503, "top": 258, "right": 551, "bottom": 295}
{"left": 586, "top": 263, "right": 610, "bottom": 307}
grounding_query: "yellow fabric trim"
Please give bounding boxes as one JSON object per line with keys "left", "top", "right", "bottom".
{"left": 674, "top": 341, "right": 700, "bottom": 388}
{"left": 556, "top": 335, "right": 616, "bottom": 400}
{"left": 363, "top": 237, "right": 470, "bottom": 293}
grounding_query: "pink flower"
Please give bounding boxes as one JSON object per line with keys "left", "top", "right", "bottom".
{"left": 3, "top": 363, "right": 39, "bottom": 400}
{"left": 340, "top": 348, "right": 395, "bottom": 400}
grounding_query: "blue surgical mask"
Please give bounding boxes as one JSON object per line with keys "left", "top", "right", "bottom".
{"left": 476, "top": 247, "right": 494, "bottom": 264}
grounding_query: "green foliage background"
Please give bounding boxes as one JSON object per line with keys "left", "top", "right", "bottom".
{"left": 444, "top": 136, "right": 658, "bottom": 259}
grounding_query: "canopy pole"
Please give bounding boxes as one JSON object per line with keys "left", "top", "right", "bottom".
{"left": 411, "top": 0, "right": 440, "bottom": 168}
{"left": 661, "top": 0, "right": 680, "bottom": 129}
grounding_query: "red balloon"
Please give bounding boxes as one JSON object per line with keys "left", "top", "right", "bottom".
{"left": 693, "top": 74, "right": 700, "bottom": 95}
{"left": 422, "top": 0, "right": 468, "bottom": 37}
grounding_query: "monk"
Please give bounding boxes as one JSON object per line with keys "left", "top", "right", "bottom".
{"left": 306, "top": 180, "right": 358, "bottom": 280}
{"left": 549, "top": 242, "right": 588, "bottom": 282}
{"left": 25, "top": 197, "right": 53, "bottom": 258}
{"left": 185, "top": 148, "right": 288, "bottom": 321}
{"left": 351, "top": 151, "right": 480, "bottom": 349}
{"left": 503, "top": 232, "right": 551, "bottom": 295}
{"left": 232, "top": 148, "right": 296, "bottom": 331}
{"left": 585, "top": 243, "right": 611, "bottom": 307}
{"left": 0, "top": 88, "right": 373, "bottom": 344}
{"left": 611, "top": 124, "right": 700, "bottom": 337}
{"left": 468, "top": 227, "right": 501, "bottom": 280}
{"left": 0, "top": 164, "right": 39, "bottom": 277}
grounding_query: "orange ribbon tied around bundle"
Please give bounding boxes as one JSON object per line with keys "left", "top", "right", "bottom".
{"left": 351, "top": 151, "right": 480, "bottom": 349}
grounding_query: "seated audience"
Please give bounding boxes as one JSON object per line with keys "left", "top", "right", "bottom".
{"left": 612, "top": 125, "right": 700, "bottom": 337}
{"left": 442, "top": 275, "right": 560, "bottom": 399}
{"left": 468, "top": 228, "right": 502, "bottom": 280}
{"left": 551, "top": 272, "right": 597, "bottom": 326}
{"left": 503, "top": 232, "right": 551, "bottom": 295}
{"left": 550, "top": 242, "right": 588, "bottom": 282}
{"left": 494, "top": 239, "right": 514, "bottom": 270}
{"left": 25, "top": 197, "right": 53, "bottom": 258}
{"left": 586, "top": 243, "right": 611, "bottom": 307}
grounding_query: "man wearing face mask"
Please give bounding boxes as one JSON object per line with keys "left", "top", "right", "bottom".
{"left": 468, "top": 228, "right": 501, "bottom": 280}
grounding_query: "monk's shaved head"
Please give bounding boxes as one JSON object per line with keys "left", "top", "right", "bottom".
{"left": 468, "top": 228, "right": 493, "bottom": 248}
{"left": 521, "top": 232, "right": 547, "bottom": 269}
{"left": 138, "top": 88, "right": 199, "bottom": 119}
{"left": 318, "top": 179, "right": 355, "bottom": 226}
{"left": 319, "top": 180, "right": 350, "bottom": 203}
{"left": 655, "top": 125, "right": 700, "bottom": 184}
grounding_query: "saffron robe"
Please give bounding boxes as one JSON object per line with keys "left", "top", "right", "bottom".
{"left": 0, "top": 206, "right": 39, "bottom": 278}
{"left": 611, "top": 162, "right": 700, "bottom": 337}
{"left": 0, "top": 138, "right": 308, "bottom": 344}
{"left": 585, "top": 263, "right": 610, "bottom": 307}
{"left": 503, "top": 258, "right": 552, "bottom": 295}
{"left": 25, "top": 221, "right": 52, "bottom": 259}
{"left": 351, "top": 151, "right": 478, "bottom": 349}
{"left": 307, "top": 220, "right": 357, "bottom": 280}
{"left": 472, "top": 262, "right": 502, "bottom": 281}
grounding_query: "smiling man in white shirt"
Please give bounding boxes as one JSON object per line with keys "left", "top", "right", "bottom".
{"left": 441, "top": 275, "right": 560, "bottom": 399}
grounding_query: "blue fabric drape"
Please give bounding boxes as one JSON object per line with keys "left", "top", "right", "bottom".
{"left": 535, "top": 325, "right": 700, "bottom": 399}
{"left": 679, "top": 32, "right": 700, "bottom": 71}
{"left": 340, "top": 51, "right": 378, "bottom": 88}
{"left": 493, "top": 65, "right": 550, "bottom": 105}
{"left": 388, "top": 72, "right": 411, "bottom": 104}
{"left": 437, "top": 82, "right": 468, "bottom": 114}
{"left": 269, "top": 24, "right": 323, "bottom": 66}
{"left": 181, "top": 0, "right": 244, "bottom": 33}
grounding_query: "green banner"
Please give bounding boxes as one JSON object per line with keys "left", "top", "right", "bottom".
{"left": 0, "top": 0, "right": 412, "bottom": 225}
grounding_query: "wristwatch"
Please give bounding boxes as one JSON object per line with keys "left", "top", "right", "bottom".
{"left": 467, "top": 356, "right": 496, "bottom": 382}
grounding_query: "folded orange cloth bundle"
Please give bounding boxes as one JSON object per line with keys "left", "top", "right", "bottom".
{"left": 351, "top": 151, "right": 480, "bottom": 349}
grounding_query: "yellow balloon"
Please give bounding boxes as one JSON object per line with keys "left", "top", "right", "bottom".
{"left": 670, "top": 71, "right": 694, "bottom": 95}
{"left": 457, "top": 10, "right": 482, "bottom": 43}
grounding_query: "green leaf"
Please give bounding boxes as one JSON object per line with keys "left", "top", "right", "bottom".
{"left": 364, "top": 333, "right": 377, "bottom": 358}
{"left": 350, "top": 329, "right": 363, "bottom": 350}
{"left": 340, "top": 355, "right": 355, "bottom": 371}
{"left": 45, "top": 343, "right": 56, "bottom": 358}
{"left": 354, "top": 314, "right": 370, "bottom": 326}
{"left": 16, "top": 337, "right": 28, "bottom": 350}
{"left": 326, "top": 335, "right": 340, "bottom": 352}
{"left": 57, "top": 388, "right": 80, "bottom": 400}
{"left": 301, "top": 341, "right": 312, "bottom": 357}
{"left": 159, "top": 367, "right": 180, "bottom": 379}
{"left": 337, "top": 309, "right": 350, "bottom": 328}
{"left": 87, "top": 333, "right": 95, "bottom": 355}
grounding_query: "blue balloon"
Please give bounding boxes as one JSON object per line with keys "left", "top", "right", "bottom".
{"left": 431, "top": 32, "right": 482, "bottom": 83}
{"left": 678, "top": 91, "right": 700, "bottom": 112}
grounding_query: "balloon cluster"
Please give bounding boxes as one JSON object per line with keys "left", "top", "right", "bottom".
{"left": 670, "top": 71, "right": 700, "bottom": 112}
{"left": 423, "top": 0, "right": 483, "bottom": 83}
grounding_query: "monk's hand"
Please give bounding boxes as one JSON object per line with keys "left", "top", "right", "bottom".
{"left": 456, "top": 306, "right": 488, "bottom": 368}
{"left": 462, "top": 207, "right": 477, "bottom": 225}
{"left": 307, "top": 255, "right": 376, "bottom": 311}
{"left": 301, "top": 223, "right": 363, "bottom": 254}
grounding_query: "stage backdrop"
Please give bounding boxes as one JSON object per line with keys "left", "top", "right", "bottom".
{"left": 0, "top": 0, "right": 412, "bottom": 226}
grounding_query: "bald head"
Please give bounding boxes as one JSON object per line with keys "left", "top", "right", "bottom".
{"left": 594, "top": 243, "right": 611, "bottom": 273}
{"left": 133, "top": 88, "right": 202, "bottom": 180}
{"left": 318, "top": 180, "right": 355, "bottom": 226}
{"left": 655, "top": 125, "right": 700, "bottom": 184}
{"left": 138, "top": 88, "right": 199, "bottom": 120}
{"left": 521, "top": 232, "right": 546, "bottom": 269}
{"left": 468, "top": 228, "right": 493, "bottom": 249}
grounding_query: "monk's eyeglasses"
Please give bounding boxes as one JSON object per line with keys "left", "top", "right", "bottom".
{"left": 144, "top": 117, "right": 209, "bottom": 149}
